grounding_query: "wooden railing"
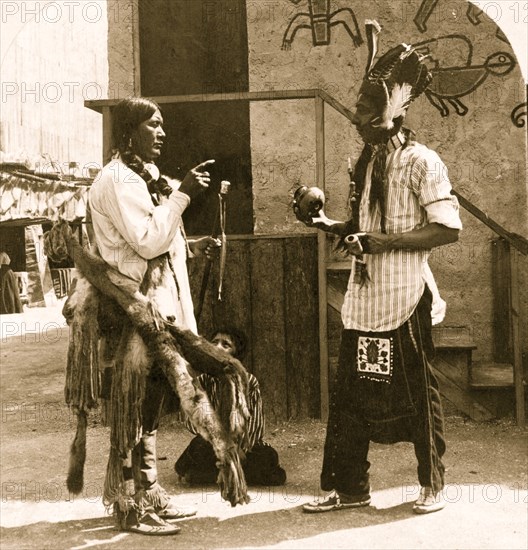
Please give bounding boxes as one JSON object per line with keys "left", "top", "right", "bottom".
{"left": 86, "top": 89, "right": 334, "bottom": 418}
{"left": 86, "top": 89, "right": 527, "bottom": 425}
{"left": 448, "top": 194, "right": 526, "bottom": 427}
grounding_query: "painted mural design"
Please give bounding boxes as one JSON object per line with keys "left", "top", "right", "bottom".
{"left": 495, "top": 27, "right": 509, "bottom": 44}
{"left": 414, "top": 35, "right": 515, "bottom": 117}
{"left": 281, "top": 0, "right": 363, "bottom": 49}
{"left": 414, "top": 0, "right": 509, "bottom": 42}
{"left": 414, "top": 0, "right": 482, "bottom": 32}
{"left": 511, "top": 100, "right": 527, "bottom": 128}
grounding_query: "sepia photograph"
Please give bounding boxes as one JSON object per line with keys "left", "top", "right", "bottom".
{"left": 1, "top": 1, "right": 527, "bottom": 548}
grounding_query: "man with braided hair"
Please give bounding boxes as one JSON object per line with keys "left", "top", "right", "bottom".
{"left": 299, "top": 21, "right": 462, "bottom": 514}
{"left": 89, "top": 97, "right": 220, "bottom": 535}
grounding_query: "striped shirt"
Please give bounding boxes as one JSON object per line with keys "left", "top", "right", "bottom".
{"left": 342, "top": 141, "right": 462, "bottom": 331}
{"left": 186, "top": 372, "right": 264, "bottom": 452}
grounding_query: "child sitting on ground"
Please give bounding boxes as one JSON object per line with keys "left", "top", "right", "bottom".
{"left": 175, "top": 326, "right": 286, "bottom": 486}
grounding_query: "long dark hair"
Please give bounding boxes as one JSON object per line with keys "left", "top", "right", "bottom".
{"left": 111, "top": 97, "right": 165, "bottom": 192}
{"left": 112, "top": 97, "right": 161, "bottom": 156}
{"left": 345, "top": 125, "right": 416, "bottom": 235}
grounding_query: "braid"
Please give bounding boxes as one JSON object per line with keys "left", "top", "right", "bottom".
{"left": 119, "top": 149, "right": 172, "bottom": 198}
{"left": 352, "top": 144, "right": 374, "bottom": 202}
{"left": 401, "top": 126, "right": 416, "bottom": 148}
{"left": 370, "top": 144, "right": 388, "bottom": 232}
{"left": 339, "top": 144, "right": 373, "bottom": 241}
{"left": 119, "top": 150, "right": 158, "bottom": 194}
{"left": 120, "top": 149, "right": 147, "bottom": 179}
{"left": 111, "top": 97, "right": 171, "bottom": 197}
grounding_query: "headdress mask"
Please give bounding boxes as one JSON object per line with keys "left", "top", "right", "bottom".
{"left": 348, "top": 21, "right": 433, "bottom": 235}
{"left": 359, "top": 20, "right": 432, "bottom": 135}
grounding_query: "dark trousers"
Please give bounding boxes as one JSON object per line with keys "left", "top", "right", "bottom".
{"left": 175, "top": 436, "right": 286, "bottom": 486}
{"left": 320, "top": 288, "right": 446, "bottom": 496}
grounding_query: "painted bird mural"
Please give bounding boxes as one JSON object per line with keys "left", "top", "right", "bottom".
{"left": 414, "top": 1, "right": 511, "bottom": 45}
{"left": 282, "top": 0, "right": 363, "bottom": 49}
{"left": 414, "top": 0, "right": 485, "bottom": 32}
{"left": 413, "top": 35, "right": 516, "bottom": 117}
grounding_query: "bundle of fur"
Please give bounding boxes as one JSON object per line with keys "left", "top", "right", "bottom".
{"left": 44, "top": 220, "right": 250, "bottom": 506}
{"left": 45, "top": 233, "right": 101, "bottom": 495}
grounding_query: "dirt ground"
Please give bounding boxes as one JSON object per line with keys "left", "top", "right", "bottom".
{"left": 1, "top": 306, "right": 527, "bottom": 550}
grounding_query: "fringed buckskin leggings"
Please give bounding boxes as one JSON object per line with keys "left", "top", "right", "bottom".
{"left": 126, "top": 366, "right": 168, "bottom": 493}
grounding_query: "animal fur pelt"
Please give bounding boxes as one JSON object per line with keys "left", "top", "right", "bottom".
{"left": 44, "top": 220, "right": 250, "bottom": 506}
{"left": 62, "top": 276, "right": 100, "bottom": 411}
{"left": 60, "top": 273, "right": 100, "bottom": 494}
{"left": 66, "top": 410, "right": 87, "bottom": 494}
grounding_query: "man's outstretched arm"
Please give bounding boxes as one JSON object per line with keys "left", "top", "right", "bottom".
{"left": 362, "top": 223, "right": 459, "bottom": 254}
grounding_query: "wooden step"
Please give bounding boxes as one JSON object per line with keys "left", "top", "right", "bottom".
{"left": 469, "top": 362, "right": 524, "bottom": 389}
{"left": 432, "top": 326, "right": 476, "bottom": 350}
{"left": 432, "top": 361, "right": 494, "bottom": 421}
{"left": 327, "top": 281, "right": 344, "bottom": 312}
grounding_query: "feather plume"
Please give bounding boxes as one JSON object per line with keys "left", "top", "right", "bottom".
{"left": 409, "top": 63, "right": 433, "bottom": 102}
{"left": 367, "top": 44, "right": 407, "bottom": 84}
{"left": 364, "top": 19, "right": 382, "bottom": 75}
{"left": 359, "top": 26, "right": 433, "bottom": 130}
{"left": 365, "top": 19, "right": 382, "bottom": 33}
{"left": 380, "top": 81, "right": 413, "bottom": 129}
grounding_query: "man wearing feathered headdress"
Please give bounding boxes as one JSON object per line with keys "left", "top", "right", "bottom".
{"left": 299, "top": 21, "right": 462, "bottom": 515}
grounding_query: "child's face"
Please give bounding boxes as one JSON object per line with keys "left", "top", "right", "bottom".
{"left": 211, "top": 333, "right": 236, "bottom": 357}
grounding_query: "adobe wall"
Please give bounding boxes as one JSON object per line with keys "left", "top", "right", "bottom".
{"left": 106, "top": 0, "right": 527, "bottom": 364}
{"left": 107, "top": 0, "right": 139, "bottom": 98}
{"left": 246, "top": 0, "right": 527, "bottom": 362}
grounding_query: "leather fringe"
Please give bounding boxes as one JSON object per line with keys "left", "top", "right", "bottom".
{"left": 134, "top": 483, "right": 168, "bottom": 514}
{"left": 107, "top": 326, "right": 147, "bottom": 457}
{"left": 46, "top": 221, "right": 251, "bottom": 506}
{"left": 103, "top": 446, "right": 134, "bottom": 510}
{"left": 217, "top": 446, "right": 250, "bottom": 506}
{"left": 62, "top": 275, "right": 100, "bottom": 494}
{"left": 63, "top": 276, "right": 100, "bottom": 411}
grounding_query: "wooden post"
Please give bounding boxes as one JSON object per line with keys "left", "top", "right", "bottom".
{"left": 492, "top": 238, "right": 512, "bottom": 362}
{"left": 315, "top": 95, "right": 329, "bottom": 421}
{"left": 102, "top": 106, "right": 113, "bottom": 165}
{"left": 131, "top": 0, "right": 141, "bottom": 95}
{"left": 510, "top": 247, "right": 525, "bottom": 426}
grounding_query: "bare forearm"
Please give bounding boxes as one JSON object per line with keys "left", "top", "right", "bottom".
{"left": 323, "top": 220, "right": 347, "bottom": 236}
{"left": 390, "top": 223, "right": 459, "bottom": 249}
{"left": 364, "top": 223, "right": 459, "bottom": 254}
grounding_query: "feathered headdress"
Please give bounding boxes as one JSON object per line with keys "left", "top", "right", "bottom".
{"left": 360, "top": 20, "right": 432, "bottom": 131}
